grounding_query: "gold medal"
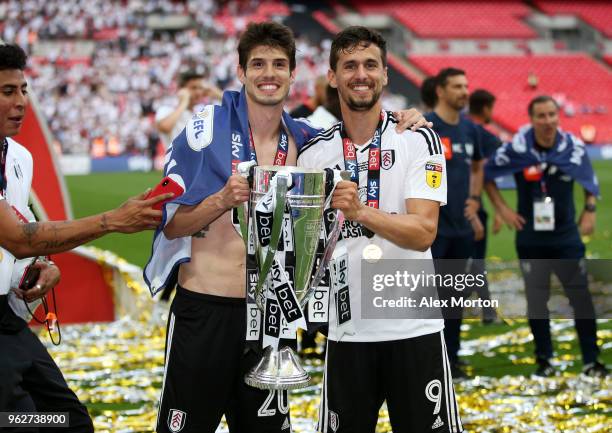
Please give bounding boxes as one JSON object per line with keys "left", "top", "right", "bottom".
{"left": 362, "top": 243, "right": 383, "bottom": 263}
{"left": 0, "top": 250, "right": 3, "bottom": 262}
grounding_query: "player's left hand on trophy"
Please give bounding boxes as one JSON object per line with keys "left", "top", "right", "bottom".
{"left": 393, "top": 108, "right": 433, "bottom": 133}
{"left": 13, "top": 261, "right": 60, "bottom": 302}
{"left": 331, "top": 180, "right": 365, "bottom": 221}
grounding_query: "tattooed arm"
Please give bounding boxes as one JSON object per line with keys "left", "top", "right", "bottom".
{"left": 0, "top": 190, "right": 173, "bottom": 259}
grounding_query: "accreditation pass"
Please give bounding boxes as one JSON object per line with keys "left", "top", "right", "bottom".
{"left": 0, "top": 412, "right": 69, "bottom": 427}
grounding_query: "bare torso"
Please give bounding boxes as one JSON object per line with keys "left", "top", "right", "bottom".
{"left": 178, "top": 133, "right": 298, "bottom": 297}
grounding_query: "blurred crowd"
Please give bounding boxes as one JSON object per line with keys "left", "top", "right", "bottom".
{"left": 0, "top": 0, "right": 343, "bottom": 156}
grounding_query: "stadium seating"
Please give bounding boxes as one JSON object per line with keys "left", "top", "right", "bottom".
{"left": 536, "top": 1, "right": 612, "bottom": 37}
{"left": 349, "top": 0, "right": 537, "bottom": 38}
{"left": 215, "top": 0, "right": 290, "bottom": 36}
{"left": 410, "top": 54, "right": 612, "bottom": 142}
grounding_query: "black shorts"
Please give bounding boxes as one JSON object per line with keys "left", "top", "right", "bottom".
{"left": 318, "top": 331, "right": 463, "bottom": 433}
{"left": 156, "top": 287, "right": 291, "bottom": 433}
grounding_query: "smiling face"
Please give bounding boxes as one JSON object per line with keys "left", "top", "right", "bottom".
{"left": 328, "top": 42, "right": 388, "bottom": 112}
{"left": 237, "top": 45, "right": 294, "bottom": 107}
{"left": 0, "top": 69, "right": 28, "bottom": 140}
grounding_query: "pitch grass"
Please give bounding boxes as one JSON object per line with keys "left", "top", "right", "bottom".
{"left": 65, "top": 160, "right": 612, "bottom": 266}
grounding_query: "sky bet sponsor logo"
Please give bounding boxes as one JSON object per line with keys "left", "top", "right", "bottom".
{"left": 274, "top": 133, "right": 289, "bottom": 165}
{"left": 368, "top": 148, "right": 380, "bottom": 170}
{"left": 231, "top": 131, "right": 242, "bottom": 172}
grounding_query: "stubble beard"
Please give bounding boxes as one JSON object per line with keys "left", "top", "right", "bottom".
{"left": 345, "top": 88, "right": 382, "bottom": 112}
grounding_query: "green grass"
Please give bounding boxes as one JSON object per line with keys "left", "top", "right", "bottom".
{"left": 65, "top": 160, "right": 612, "bottom": 266}
{"left": 459, "top": 319, "right": 612, "bottom": 377}
{"left": 65, "top": 171, "right": 163, "bottom": 266}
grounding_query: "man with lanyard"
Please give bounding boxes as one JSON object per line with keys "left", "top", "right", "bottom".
{"left": 485, "top": 95, "right": 608, "bottom": 378}
{"left": 299, "top": 26, "right": 462, "bottom": 433}
{"left": 144, "top": 22, "right": 430, "bottom": 433}
{"left": 425, "top": 68, "right": 484, "bottom": 379}
{"left": 0, "top": 43, "right": 170, "bottom": 432}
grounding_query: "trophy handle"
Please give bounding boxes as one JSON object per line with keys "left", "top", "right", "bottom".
{"left": 301, "top": 209, "right": 344, "bottom": 309}
{"left": 236, "top": 161, "right": 257, "bottom": 243}
{"left": 254, "top": 172, "right": 291, "bottom": 309}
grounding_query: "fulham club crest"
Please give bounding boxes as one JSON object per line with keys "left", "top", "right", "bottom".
{"left": 381, "top": 149, "right": 395, "bottom": 170}
{"left": 168, "top": 409, "right": 186, "bottom": 432}
{"left": 329, "top": 410, "right": 340, "bottom": 432}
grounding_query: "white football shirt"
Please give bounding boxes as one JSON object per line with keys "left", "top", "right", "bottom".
{"left": 298, "top": 111, "right": 447, "bottom": 342}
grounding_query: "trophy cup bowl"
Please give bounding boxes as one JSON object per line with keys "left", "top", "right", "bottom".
{"left": 244, "top": 165, "right": 328, "bottom": 390}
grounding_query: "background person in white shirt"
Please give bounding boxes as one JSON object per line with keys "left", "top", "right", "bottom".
{"left": 155, "top": 70, "right": 222, "bottom": 151}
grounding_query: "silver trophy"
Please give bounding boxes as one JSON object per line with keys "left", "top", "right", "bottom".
{"left": 237, "top": 164, "right": 345, "bottom": 390}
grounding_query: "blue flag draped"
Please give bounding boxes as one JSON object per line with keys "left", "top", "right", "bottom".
{"left": 144, "top": 88, "right": 320, "bottom": 295}
{"left": 485, "top": 126, "right": 599, "bottom": 197}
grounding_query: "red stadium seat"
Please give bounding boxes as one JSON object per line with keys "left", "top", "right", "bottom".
{"left": 536, "top": 1, "right": 612, "bottom": 37}
{"left": 410, "top": 54, "right": 612, "bottom": 142}
{"left": 349, "top": 0, "right": 537, "bottom": 38}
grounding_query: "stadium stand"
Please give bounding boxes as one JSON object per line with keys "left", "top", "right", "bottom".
{"left": 349, "top": 0, "right": 537, "bottom": 38}
{"left": 536, "top": 1, "right": 612, "bottom": 37}
{"left": 1, "top": 0, "right": 611, "bottom": 157}
{"left": 0, "top": 0, "right": 329, "bottom": 157}
{"left": 410, "top": 54, "right": 612, "bottom": 142}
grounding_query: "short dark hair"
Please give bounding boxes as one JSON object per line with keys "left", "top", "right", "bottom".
{"left": 0, "top": 43, "right": 27, "bottom": 71}
{"left": 238, "top": 22, "right": 296, "bottom": 72}
{"left": 420, "top": 76, "right": 438, "bottom": 109}
{"left": 330, "top": 26, "right": 387, "bottom": 71}
{"left": 528, "top": 95, "right": 559, "bottom": 117}
{"left": 469, "top": 89, "right": 496, "bottom": 115}
{"left": 435, "top": 67, "right": 465, "bottom": 88}
{"left": 178, "top": 70, "right": 205, "bottom": 88}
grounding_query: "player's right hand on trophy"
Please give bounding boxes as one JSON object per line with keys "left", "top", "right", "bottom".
{"left": 217, "top": 174, "right": 250, "bottom": 210}
{"left": 106, "top": 190, "right": 173, "bottom": 233}
{"left": 331, "top": 180, "right": 364, "bottom": 221}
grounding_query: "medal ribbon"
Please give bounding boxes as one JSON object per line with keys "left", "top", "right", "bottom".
{"left": 340, "top": 113, "right": 384, "bottom": 209}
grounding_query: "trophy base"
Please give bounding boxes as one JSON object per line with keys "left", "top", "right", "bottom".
{"left": 245, "top": 346, "right": 311, "bottom": 390}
